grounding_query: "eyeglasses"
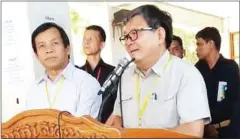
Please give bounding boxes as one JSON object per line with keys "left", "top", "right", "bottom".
{"left": 119, "top": 27, "right": 154, "bottom": 45}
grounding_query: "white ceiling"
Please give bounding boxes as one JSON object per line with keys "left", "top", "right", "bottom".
{"left": 108, "top": 2, "right": 239, "bottom": 32}
{"left": 108, "top": 2, "right": 239, "bottom": 19}
{"left": 166, "top": 2, "right": 239, "bottom": 19}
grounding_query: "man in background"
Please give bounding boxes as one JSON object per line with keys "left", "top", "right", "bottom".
{"left": 230, "top": 100, "right": 240, "bottom": 137}
{"left": 169, "top": 35, "right": 185, "bottom": 59}
{"left": 77, "top": 25, "right": 117, "bottom": 123}
{"left": 195, "top": 27, "right": 240, "bottom": 137}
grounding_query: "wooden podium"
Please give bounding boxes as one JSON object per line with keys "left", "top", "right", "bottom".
{"left": 1, "top": 109, "right": 196, "bottom": 138}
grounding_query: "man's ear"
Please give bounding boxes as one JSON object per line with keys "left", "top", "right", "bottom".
{"left": 100, "top": 42, "right": 105, "bottom": 50}
{"left": 66, "top": 45, "right": 71, "bottom": 55}
{"left": 156, "top": 27, "right": 166, "bottom": 45}
{"left": 34, "top": 52, "right": 39, "bottom": 60}
{"left": 211, "top": 40, "right": 215, "bottom": 46}
{"left": 209, "top": 40, "right": 215, "bottom": 49}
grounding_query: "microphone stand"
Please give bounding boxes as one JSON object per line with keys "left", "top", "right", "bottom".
{"left": 97, "top": 82, "right": 118, "bottom": 123}
{"left": 97, "top": 93, "right": 110, "bottom": 122}
{"left": 97, "top": 58, "right": 135, "bottom": 123}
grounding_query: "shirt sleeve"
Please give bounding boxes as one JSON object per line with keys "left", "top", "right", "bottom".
{"left": 75, "top": 73, "right": 102, "bottom": 119}
{"left": 177, "top": 65, "right": 211, "bottom": 125}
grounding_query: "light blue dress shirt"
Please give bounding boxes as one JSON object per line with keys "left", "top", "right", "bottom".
{"left": 26, "top": 62, "right": 102, "bottom": 118}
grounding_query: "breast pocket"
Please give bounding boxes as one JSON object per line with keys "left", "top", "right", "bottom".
{"left": 144, "top": 93, "right": 178, "bottom": 128}
{"left": 120, "top": 94, "right": 138, "bottom": 127}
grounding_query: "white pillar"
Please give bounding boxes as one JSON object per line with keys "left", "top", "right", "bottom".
{"left": 221, "top": 17, "right": 231, "bottom": 59}
{"left": 2, "top": 2, "right": 34, "bottom": 122}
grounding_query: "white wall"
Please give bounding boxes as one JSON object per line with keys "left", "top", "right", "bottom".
{"left": 229, "top": 17, "right": 239, "bottom": 33}
{"left": 2, "top": 2, "right": 34, "bottom": 122}
{"left": 108, "top": 6, "right": 130, "bottom": 66}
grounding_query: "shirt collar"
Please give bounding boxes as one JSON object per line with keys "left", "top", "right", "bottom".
{"left": 152, "top": 50, "right": 171, "bottom": 77}
{"left": 133, "top": 50, "right": 171, "bottom": 77}
{"left": 84, "top": 58, "right": 105, "bottom": 72}
{"left": 218, "top": 54, "right": 224, "bottom": 62}
{"left": 210, "top": 53, "right": 225, "bottom": 70}
{"left": 37, "top": 62, "right": 75, "bottom": 84}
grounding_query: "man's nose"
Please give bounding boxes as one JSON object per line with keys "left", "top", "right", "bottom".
{"left": 46, "top": 46, "right": 54, "bottom": 54}
{"left": 125, "top": 40, "right": 134, "bottom": 49}
{"left": 195, "top": 47, "right": 199, "bottom": 52}
{"left": 86, "top": 40, "right": 91, "bottom": 44}
{"left": 125, "top": 37, "right": 135, "bottom": 47}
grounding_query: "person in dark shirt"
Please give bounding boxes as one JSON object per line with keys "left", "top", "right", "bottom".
{"left": 169, "top": 35, "right": 185, "bottom": 59}
{"left": 75, "top": 25, "right": 117, "bottom": 123}
{"left": 230, "top": 100, "right": 240, "bottom": 137}
{"left": 195, "top": 27, "right": 240, "bottom": 137}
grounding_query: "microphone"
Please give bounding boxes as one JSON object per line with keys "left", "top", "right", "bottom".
{"left": 97, "top": 57, "right": 135, "bottom": 95}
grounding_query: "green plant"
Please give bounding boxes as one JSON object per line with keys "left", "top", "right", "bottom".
{"left": 70, "top": 9, "right": 80, "bottom": 34}
{"left": 69, "top": 9, "right": 89, "bottom": 35}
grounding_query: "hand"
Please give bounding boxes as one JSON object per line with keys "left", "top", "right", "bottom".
{"left": 105, "top": 114, "right": 114, "bottom": 125}
{"left": 105, "top": 114, "right": 123, "bottom": 130}
{"left": 204, "top": 124, "right": 219, "bottom": 137}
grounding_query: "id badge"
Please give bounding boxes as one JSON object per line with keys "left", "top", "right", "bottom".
{"left": 217, "top": 81, "right": 227, "bottom": 102}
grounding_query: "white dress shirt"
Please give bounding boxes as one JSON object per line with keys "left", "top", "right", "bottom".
{"left": 26, "top": 62, "right": 102, "bottom": 118}
{"left": 113, "top": 50, "right": 211, "bottom": 128}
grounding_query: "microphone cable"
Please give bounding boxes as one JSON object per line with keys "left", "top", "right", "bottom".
{"left": 119, "top": 75, "right": 124, "bottom": 128}
{"left": 57, "top": 111, "right": 71, "bottom": 138}
{"left": 119, "top": 58, "right": 135, "bottom": 128}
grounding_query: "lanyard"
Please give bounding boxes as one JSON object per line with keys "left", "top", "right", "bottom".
{"left": 96, "top": 67, "right": 102, "bottom": 81}
{"left": 136, "top": 75, "right": 160, "bottom": 126}
{"left": 85, "top": 66, "right": 102, "bottom": 81}
{"left": 135, "top": 55, "right": 172, "bottom": 126}
{"left": 45, "top": 77, "right": 65, "bottom": 108}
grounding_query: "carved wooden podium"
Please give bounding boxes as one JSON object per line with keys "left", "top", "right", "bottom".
{"left": 2, "top": 109, "right": 197, "bottom": 138}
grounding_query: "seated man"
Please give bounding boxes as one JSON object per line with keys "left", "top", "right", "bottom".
{"left": 26, "top": 22, "right": 102, "bottom": 118}
{"left": 106, "top": 4, "right": 211, "bottom": 137}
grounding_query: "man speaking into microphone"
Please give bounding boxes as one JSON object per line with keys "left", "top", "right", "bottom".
{"left": 106, "top": 5, "right": 211, "bottom": 137}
